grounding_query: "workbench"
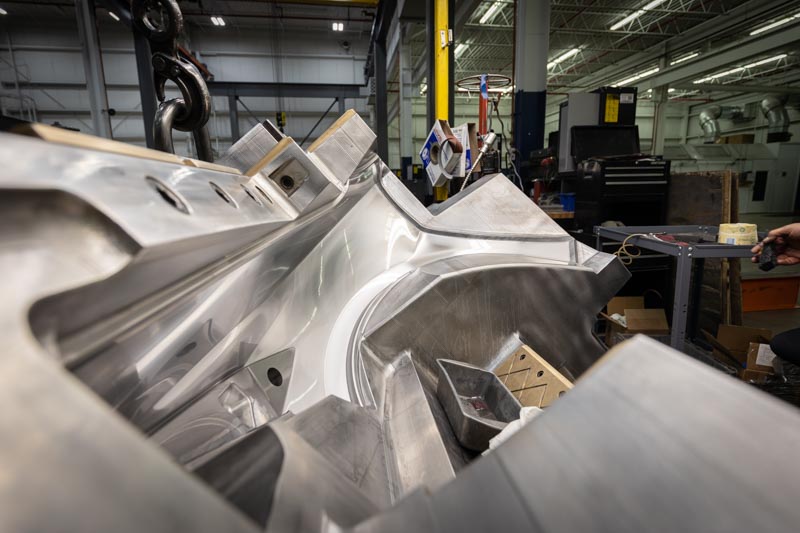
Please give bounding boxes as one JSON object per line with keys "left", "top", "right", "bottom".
{"left": 595, "top": 225, "right": 760, "bottom": 350}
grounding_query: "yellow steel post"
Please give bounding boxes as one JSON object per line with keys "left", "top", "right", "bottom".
{"left": 434, "top": 0, "right": 449, "bottom": 121}
{"left": 433, "top": 0, "right": 450, "bottom": 202}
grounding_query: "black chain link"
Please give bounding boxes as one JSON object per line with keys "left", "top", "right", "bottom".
{"left": 132, "top": 0, "right": 213, "bottom": 162}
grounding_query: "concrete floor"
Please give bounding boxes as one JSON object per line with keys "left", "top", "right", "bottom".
{"left": 740, "top": 213, "right": 800, "bottom": 333}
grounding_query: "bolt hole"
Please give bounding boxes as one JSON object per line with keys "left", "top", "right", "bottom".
{"left": 175, "top": 342, "right": 197, "bottom": 358}
{"left": 267, "top": 367, "right": 283, "bottom": 387}
{"left": 536, "top": 370, "right": 544, "bottom": 378}
{"left": 519, "top": 353, "right": 526, "bottom": 360}
{"left": 146, "top": 176, "right": 190, "bottom": 214}
{"left": 279, "top": 175, "right": 295, "bottom": 190}
{"left": 254, "top": 184, "right": 273, "bottom": 204}
{"left": 241, "top": 184, "right": 262, "bottom": 206}
{"left": 558, "top": 391, "right": 565, "bottom": 397}
{"left": 209, "top": 182, "right": 238, "bottom": 208}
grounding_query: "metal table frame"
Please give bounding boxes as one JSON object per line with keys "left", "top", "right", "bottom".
{"left": 595, "top": 225, "right": 757, "bottom": 350}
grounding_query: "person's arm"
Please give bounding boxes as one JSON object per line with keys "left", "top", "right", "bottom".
{"left": 751, "top": 223, "right": 800, "bottom": 266}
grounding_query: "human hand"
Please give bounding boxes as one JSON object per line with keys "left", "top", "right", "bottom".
{"left": 751, "top": 223, "right": 800, "bottom": 266}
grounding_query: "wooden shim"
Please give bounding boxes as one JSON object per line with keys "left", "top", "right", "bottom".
{"left": 494, "top": 345, "right": 573, "bottom": 408}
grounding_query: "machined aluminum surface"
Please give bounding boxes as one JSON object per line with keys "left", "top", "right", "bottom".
{"left": 8, "top": 112, "right": 796, "bottom": 532}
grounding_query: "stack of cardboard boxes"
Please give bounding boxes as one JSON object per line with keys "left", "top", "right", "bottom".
{"left": 602, "top": 298, "right": 778, "bottom": 384}
{"left": 709, "top": 325, "right": 776, "bottom": 383}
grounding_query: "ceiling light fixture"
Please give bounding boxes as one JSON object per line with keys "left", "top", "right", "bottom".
{"left": 693, "top": 54, "right": 787, "bottom": 83}
{"left": 332, "top": 21, "right": 344, "bottom": 31}
{"left": 547, "top": 48, "right": 580, "bottom": 69}
{"left": 614, "top": 66, "right": 660, "bottom": 86}
{"left": 743, "top": 53, "right": 788, "bottom": 69}
{"left": 479, "top": 1, "right": 503, "bottom": 25}
{"left": 610, "top": 0, "right": 668, "bottom": 31}
{"left": 670, "top": 52, "right": 699, "bottom": 65}
{"left": 108, "top": 11, "right": 120, "bottom": 21}
{"left": 693, "top": 67, "right": 744, "bottom": 83}
{"left": 750, "top": 13, "right": 800, "bottom": 35}
{"left": 211, "top": 16, "right": 225, "bottom": 26}
{"left": 0, "top": 7, "right": 7, "bottom": 15}
{"left": 454, "top": 43, "right": 468, "bottom": 58}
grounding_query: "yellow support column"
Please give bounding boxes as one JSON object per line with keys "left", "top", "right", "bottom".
{"left": 432, "top": 0, "right": 450, "bottom": 202}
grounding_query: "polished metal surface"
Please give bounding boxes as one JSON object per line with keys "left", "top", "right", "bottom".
{"left": 6, "top": 110, "right": 795, "bottom": 532}
{"left": 357, "top": 335, "right": 800, "bottom": 533}
{"left": 436, "top": 359, "right": 521, "bottom": 452}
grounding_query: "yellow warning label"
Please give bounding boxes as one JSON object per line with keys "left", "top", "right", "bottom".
{"left": 604, "top": 94, "right": 620, "bottom": 123}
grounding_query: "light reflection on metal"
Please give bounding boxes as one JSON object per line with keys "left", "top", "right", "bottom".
{"left": 6, "top": 110, "right": 797, "bottom": 532}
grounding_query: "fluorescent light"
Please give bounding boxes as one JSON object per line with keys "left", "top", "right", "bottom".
{"left": 610, "top": 0, "right": 668, "bottom": 31}
{"left": 216, "top": 17, "right": 225, "bottom": 26}
{"left": 693, "top": 54, "right": 787, "bottom": 83}
{"left": 694, "top": 67, "right": 744, "bottom": 83}
{"left": 0, "top": 7, "right": 7, "bottom": 15}
{"left": 744, "top": 53, "right": 787, "bottom": 69}
{"left": 479, "top": 1, "right": 503, "bottom": 24}
{"left": 547, "top": 48, "right": 580, "bottom": 69}
{"left": 108, "top": 11, "right": 120, "bottom": 21}
{"left": 670, "top": 52, "right": 698, "bottom": 65}
{"left": 750, "top": 14, "right": 800, "bottom": 35}
{"left": 420, "top": 83, "right": 427, "bottom": 95}
{"left": 668, "top": 88, "right": 676, "bottom": 93}
{"left": 332, "top": 21, "right": 344, "bottom": 31}
{"left": 211, "top": 16, "right": 226, "bottom": 26}
{"left": 615, "top": 66, "right": 660, "bottom": 86}
{"left": 454, "top": 43, "right": 468, "bottom": 58}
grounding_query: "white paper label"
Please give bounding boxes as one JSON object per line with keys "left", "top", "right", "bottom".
{"left": 756, "top": 344, "right": 777, "bottom": 367}
{"left": 620, "top": 93, "right": 635, "bottom": 104}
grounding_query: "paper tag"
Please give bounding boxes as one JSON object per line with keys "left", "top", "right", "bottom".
{"left": 620, "top": 93, "right": 635, "bottom": 104}
{"left": 756, "top": 344, "right": 777, "bottom": 367}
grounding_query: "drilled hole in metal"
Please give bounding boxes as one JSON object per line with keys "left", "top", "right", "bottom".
{"left": 145, "top": 176, "right": 190, "bottom": 214}
{"left": 267, "top": 367, "right": 283, "bottom": 387}
{"left": 279, "top": 175, "right": 295, "bottom": 190}
{"left": 519, "top": 353, "right": 526, "bottom": 360}
{"left": 209, "top": 182, "right": 238, "bottom": 208}
{"left": 241, "top": 184, "right": 262, "bottom": 206}
{"left": 254, "top": 185, "right": 273, "bottom": 204}
{"left": 536, "top": 370, "right": 544, "bottom": 378}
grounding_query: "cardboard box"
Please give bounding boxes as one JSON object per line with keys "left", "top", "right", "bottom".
{"left": 603, "top": 297, "right": 669, "bottom": 346}
{"left": 746, "top": 342, "right": 777, "bottom": 374}
{"left": 706, "top": 326, "right": 774, "bottom": 384}
{"left": 713, "top": 325, "right": 772, "bottom": 367}
{"left": 739, "top": 369, "right": 771, "bottom": 384}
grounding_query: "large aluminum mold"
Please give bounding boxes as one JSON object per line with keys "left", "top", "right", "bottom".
{"left": 0, "top": 110, "right": 638, "bottom": 531}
